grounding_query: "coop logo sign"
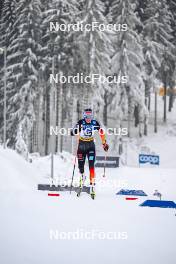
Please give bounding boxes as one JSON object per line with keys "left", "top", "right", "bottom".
{"left": 139, "top": 154, "right": 160, "bottom": 165}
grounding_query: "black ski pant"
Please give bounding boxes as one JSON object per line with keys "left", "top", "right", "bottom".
{"left": 77, "top": 140, "right": 96, "bottom": 184}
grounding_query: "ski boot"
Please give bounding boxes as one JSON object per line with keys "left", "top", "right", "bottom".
{"left": 77, "top": 174, "right": 84, "bottom": 197}
{"left": 90, "top": 184, "right": 96, "bottom": 200}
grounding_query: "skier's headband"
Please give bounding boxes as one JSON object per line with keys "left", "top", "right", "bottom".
{"left": 83, "top": 111, "right": 93, "bottom": 119}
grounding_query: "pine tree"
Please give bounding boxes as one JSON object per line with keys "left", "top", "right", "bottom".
{"left": 139, "top": 0, "right": 162, "bottom": 134}
{"left": 76, "top": 0, "right": 113, "bottom": 120}
{"left": 0, "top": 0, "right": 4, "bottom": 16}
{"left": 167, "top": 0, "right": 176, "bottom": 112}
{"left": 0, "top": 0, "right": 17, "bottom": 142}
{"left": 110, "top": 0, "right": 146, "bottom": 137}
{"left": 0, "top": 0, "right": 17, "bottom": 47}
{"left": 40, "top": 0, "right": 78, "bottom": 154}
{"left": 6, "top": 0, "right": 42, "bottom": 147}
{"left": 140, "top": 0, "right": 174, "bottom": 129}
{"left": 156, "top": 0, "right": 175, "bottom": 121}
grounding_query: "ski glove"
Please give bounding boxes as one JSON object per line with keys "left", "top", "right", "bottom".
{"left": 103, "top": 142, "right": 109, "bottom": 152}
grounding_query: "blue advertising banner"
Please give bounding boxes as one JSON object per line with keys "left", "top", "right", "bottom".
{"left": 139, "top": 154, "right": 160, "bottom": 165}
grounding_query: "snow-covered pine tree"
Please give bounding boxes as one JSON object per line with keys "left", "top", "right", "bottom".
{"left": 0, "top": 0, "right": 4, "bottom": 16}
{"left": 167, "top": 0, "right": 176, "bottom": 112}
{"left": 154, "top": 0, "right": 175, "bottom": 122}
{"left": 76, "top": 0, "right": 113, "bottom": 116}
{"left": 140, "top": 0, "right": 175, "bottom": 129}
{"left": 138, "top": 0, "right": 162, "bottom": 135}
{"left": 110, "top": 0, "right": 146, "bottom": 137}
{"left": 41, "top": 0, "right": 78, "bottom": 154}
{"left": 6, "top": 0, "right": 42, "bottom": 148}
{"left": 0, "top": 0, "right": 17, "bottom": 48}
{"left": 15, "top": 123, "right": 28, "bottom": 159}
{"left": 168, "top": 0, "right": 176, "bottom": 46}
{"left": 0, "top": 0, "right": 18, "bottom": 142}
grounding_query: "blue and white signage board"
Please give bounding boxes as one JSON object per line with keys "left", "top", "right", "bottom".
{"left": 139, "top": 154, "right": 160, "bottom": 166}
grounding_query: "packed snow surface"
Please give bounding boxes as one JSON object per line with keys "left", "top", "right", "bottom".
{"left": 0, "top": 137, "right": 176, "bottom": 264}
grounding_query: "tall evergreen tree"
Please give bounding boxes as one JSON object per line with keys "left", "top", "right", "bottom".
{"left": 77, "top": 0, "right": 113, "bottom": 116}
{"left": 0, "top": 0, "right": 17, "bottom": 142}
{"left": 110, "top": 0, "right": 146, "bottom": 137}
{"left": 5, "top": 0, "right": 42, "bottom": 147}
{"left": 167, "top": 0, "right": 176, "bottom": 112}
{"left": 40, "top": 0, "right": 78, "bottom": 154}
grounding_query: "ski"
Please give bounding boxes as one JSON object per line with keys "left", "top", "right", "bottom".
{"left": 77, "top": 174, "right": 86, "bottom": 197}
{"left": 90, "top": 192, "right": 96, "bottom": 200}
{"left": 77, "top": 189, "right": 82, "bottom": 197}
{"left": 76, "top": 185, "right": 82, "bottom": 197}
{"left": 77, "top": 176, "right": 96, "bottom": 199}
{"left": 90, "top": 184, "right": 96, "bottom": 200}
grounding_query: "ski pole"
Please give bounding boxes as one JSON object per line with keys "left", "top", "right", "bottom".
{"left": 70, "top": 155, "right": 77, "bottom": 194}
{"left": 103, "top": 153, "right": 107, "bottom": 177}
{"left": 51, "top": 152, "right": 54, "bottom": 185}
{"left": 70, "top": 136, "right": 79, "bottom": 194}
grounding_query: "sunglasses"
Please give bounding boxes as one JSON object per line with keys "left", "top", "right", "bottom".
{"left": 83, "top": 112, "right": 93, "bottom": 119}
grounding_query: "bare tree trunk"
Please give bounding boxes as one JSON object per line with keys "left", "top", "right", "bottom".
{"left": 168, "top": 92, "right": 173, "bottom": 112}
{"left": 154, "top": 91, "right": 157, "bottom": 133}
{"left": 134, "top": 105, "right": 139, "bottom": 127}
{"left": 77, "top": 100, "right": 81, "bottom": 120}
{"left": 103, "top": 91, "right": 108, "bottom": 126}
{"left": 55, "top": 81, "right": 59, "bottom": 153}
{"left": 40, "top": 74, "right": 47, "bottom": 155}
{"left": 163, "top": 80, "right": 167, "bottom": 122}
{"left": 144, "top": 97, "right": 148, "bottom": 136}
{"left": 60, "top": 84, "right": 63, "bottom": 153}
{"left": 57, "top": 70, "right": 63, "bottom": 153}
{"left": 128, "top": 97, "right": 131, "bottom": 137}
{"left": 139, "top": 122, "right": 142, "bottom": 137}
{"left": 148, "top": 92, "right": 151, "bottom": 111}
{"left": 45, "top": 85, "right": 50, "bottom": 155}
{"left": 49, "top": 56, "right": 57, "bottom": 154}
{"left": 144, "top": 117, "right": 147, "bottom": 136}
{"left": 71, "top": 97, "right": 78, "bottom": 154}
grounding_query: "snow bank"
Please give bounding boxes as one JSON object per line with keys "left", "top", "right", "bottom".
{"left": 0, "top": 147, "right": 40, "bottom": 191}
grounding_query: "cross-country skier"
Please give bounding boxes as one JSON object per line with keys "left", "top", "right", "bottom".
{"left": 71, "top": 108, "right": 109, "bottom": 199}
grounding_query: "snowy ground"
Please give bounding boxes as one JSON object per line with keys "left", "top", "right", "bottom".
{"left": 0, "top": 97, "right": 176, "bottom": 264}
{"left": 0, "top": 141, "right": 176, "bottom": 264}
